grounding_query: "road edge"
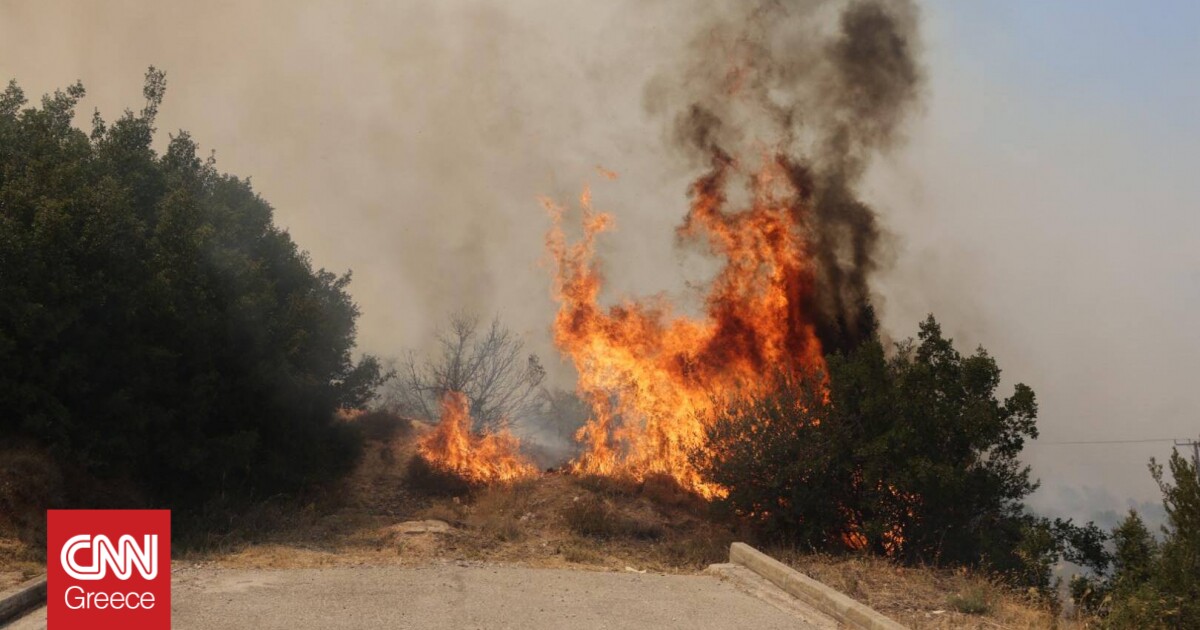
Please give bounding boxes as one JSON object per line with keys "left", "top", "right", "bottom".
{"left": 729, "top": 543, "right": 907, "bottom": 630}
{"left": 0, "top": 574, "right": 47, "bottom": 626}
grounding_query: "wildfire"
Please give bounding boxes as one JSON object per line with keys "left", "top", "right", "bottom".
{"left": 417, "top": 391, "right": 537, "bottom": 484}
{"left": 543, "top": 152, "right": 828, "bottom": 498}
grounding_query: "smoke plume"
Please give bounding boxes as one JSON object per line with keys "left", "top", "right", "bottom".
{"left": 647, "top": 0, "right": 923, "bottom": 352}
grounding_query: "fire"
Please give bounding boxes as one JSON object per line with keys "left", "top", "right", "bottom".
{"left": 417, "top": 391, "right": 537, "bottom": 484}
{"left": 544, "top": 152, "right": 828, "bottom": 498}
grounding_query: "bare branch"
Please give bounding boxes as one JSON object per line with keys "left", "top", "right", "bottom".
{"left": 385, "top": 312, "right": 545, "bottom": 432}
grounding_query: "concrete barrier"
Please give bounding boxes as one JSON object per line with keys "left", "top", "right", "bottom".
{"left": 730, "top": 543, "right": 907, "bottom": 630}
{"left": 0, "top": 574, "right": 46, "bottom": 625}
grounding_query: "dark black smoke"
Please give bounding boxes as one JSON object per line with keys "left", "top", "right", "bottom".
{"left": 649, "top": 0, "right": 923, "bottom": 353}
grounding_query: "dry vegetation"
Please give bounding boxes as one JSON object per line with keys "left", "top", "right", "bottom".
{"left": 0, "top": 420, "right": 1095, "bottom": 628}
{"left": 0, "top": 446, "right": 64, "bottom": 590}
{"left": 777, "top": 552, "right": 1094, "bottom": 630}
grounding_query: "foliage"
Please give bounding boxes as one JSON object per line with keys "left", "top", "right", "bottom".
{"left": 387, "top": 312, "right": 544, "bottom": 432}
{"left": 0, "top": 70, "right": 384, "bottom": 515}
{"left": 947, "top": 586, "right": 992, "bottom": 615}
{"left": 694, "top": 315, "right": 1108, "bottom": 590}
{"left": 1072, "top": 451, "right": 1200, "bottom": 628}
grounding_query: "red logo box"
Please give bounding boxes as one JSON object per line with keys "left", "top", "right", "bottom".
{"left": 47, "top": 510, "right": 171, "bottom": 630}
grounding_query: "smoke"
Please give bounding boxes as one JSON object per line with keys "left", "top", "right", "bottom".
{"left": 4, "top": 0, "right": 1193, "bottom": 512}
{"left": 646, "top": 0, "right": 923, "bottom": 351}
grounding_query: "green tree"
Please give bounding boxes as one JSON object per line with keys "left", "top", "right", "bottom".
{"left": 1140, "top": 451, "right": 1200, "bottom": 627}
{"left": 1071, "top": 453, "right": 1200, "bottom": 628}
{"left": 0, "top": 69, "right": 384, "bottom": 516}
{"left": 695, "top": 315, "right": 1106, "bottom": 590}
{"left": 1112, "top": 511, "right": 1158, "bottom": 591}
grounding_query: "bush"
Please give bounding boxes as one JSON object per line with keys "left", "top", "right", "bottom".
{"left": 947, "top": 586, "right": 992, "bottom": 615}
{"left": 0, "top": 71, "right": 384, "bottom": 517}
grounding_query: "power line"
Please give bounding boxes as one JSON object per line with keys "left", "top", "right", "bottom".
{"left": 1033, "top": 438, "right": 1182, "bottom": 445}
{"left": 1178, "top": 438, "right": 1200, "bottom": 484}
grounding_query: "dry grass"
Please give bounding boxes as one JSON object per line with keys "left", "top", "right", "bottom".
{"left": 775, "top": 551, "right": 1096, "bottom": 629}
{"left": 0, "top": 446, "right": 60, "bottom": 589}
{"left": 0, "top": 537, "right": 42, "bottom": 591}
{"left": 401, "top": 471, "right": 729, "bottom": 573}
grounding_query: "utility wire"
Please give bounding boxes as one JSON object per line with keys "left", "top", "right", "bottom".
{"left": 1032, "top": 438, "right": 1182, "bottom": 445}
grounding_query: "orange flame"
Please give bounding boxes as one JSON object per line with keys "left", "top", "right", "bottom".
{"left": 417, "top": 391, "right": 537, "bottom": 484}
{"left": 544, "top": 153, "right": 827, "bottom": 498}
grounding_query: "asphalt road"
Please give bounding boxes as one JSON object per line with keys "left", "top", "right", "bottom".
{"left": 7, "top": 564, "right": 834, "bottom": 629}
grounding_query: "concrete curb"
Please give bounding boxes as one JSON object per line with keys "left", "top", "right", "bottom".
{"left": 0, "top": 574, "right": 47, "bottom": 625}
{"left": 729, "top": 543, "right": 907, "bottom": 630}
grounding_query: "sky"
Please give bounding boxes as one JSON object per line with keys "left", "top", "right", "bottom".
{"left": 878, "top": 0, "right": 1200, "bottom": 523}
{"left": 1, "top": 0, "right": 1196, "bottom": 525}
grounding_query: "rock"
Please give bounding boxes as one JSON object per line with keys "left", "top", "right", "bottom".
{"left": 389, "top": 519, "right": 452, "bottom": 535}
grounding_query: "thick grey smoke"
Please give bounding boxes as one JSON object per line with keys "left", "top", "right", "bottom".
{"left": 645, "top": 0, "right": 923, "bottom": 351}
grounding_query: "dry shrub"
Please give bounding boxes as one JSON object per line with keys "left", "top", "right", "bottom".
{"left": 560, "top": 542, "right": 602, "bottom": 565}
{"left": 353, "top": 410, "right": 413, "bottom": 442}
{"left": 177, "top": 481, "right": 351, "bottom": 552}
{"left": 0, "top": 446, "right": 64, "bottom": 549}
{"left": 662, "top": 528, "right": 735, "bottom": 568}
{"left": 573, "top": 472, "right": 706, "bottom": 516}
{"left": 777, "top": 551, "right": 1072, "bottom": 630}
{"left": 622, "top": 512, "right": 666, "bottom": 540}
{"left": 466, "top": 482, "right": 537, "bottom": 542}
{"left": 561, "top": 495, "right": 664, "bottom": 540}
{"left": 562, "top": 495, "right": 615, "bottom": 537}
{"left": 420, "top": 500, "right": 467, "bottom": 526}
{"left": 947, "top": 585, "right": 993, "bottom": 615}
{"left": 640, "top": 473, "right": 705, "bottom": 511}
{"left": 574, "top": 473, "right": 641, "bottom": 498}
{"left": 405, "top": 454, "right": 474, "bottom": 497}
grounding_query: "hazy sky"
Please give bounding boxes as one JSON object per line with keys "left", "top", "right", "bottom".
{"left": 2, "top": 0, "right": 1196, "bottom": 521}
{"left": 882, "top": 0, "right": 1200, "bottom": 521}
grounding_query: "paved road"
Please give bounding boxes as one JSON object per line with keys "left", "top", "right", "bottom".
{"left": 7, "top": 564, "right": 834, "bottom": 629}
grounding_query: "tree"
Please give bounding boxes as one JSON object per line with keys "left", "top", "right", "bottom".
{"left": 695, "top": 315, "right": 1106, "bottom": 589}
{"left": 388, "top": 312, "right": 545, "bottom": 432}
{"left": 1138, "top": 451, "right": 1200, "bottom": 627}
{"left": 1072, "top": 452, "right": 1200, "bottom": 628}
{"left": 533, "top": 387, "right": 592, "bottom": 448}
{"left": 859, "top": 316, "right": 1041, "bottom": 567}
{"left": 0, "top": 69, "right": 384, "bottom": 514}
{"left": 693, "top": 369, "right": 845, "bottom": 545}
{"left": 1075, "top": 448, "right": 1200, "bottom": 624}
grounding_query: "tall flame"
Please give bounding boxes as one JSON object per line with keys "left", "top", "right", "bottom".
{"left": 417, "top": 391, "right": 537, "bottom": 484}
{"left": 544, "top": 153, "right": 828, "bottom": 498}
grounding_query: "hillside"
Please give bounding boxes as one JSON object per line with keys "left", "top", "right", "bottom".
{"left": 0, "top": 418, "right": 1089, "bottom": 629}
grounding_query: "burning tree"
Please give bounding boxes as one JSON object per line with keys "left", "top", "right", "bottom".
{"left": 541, "top": 0, "right": 921, "bottom": 498}
{"left": 694, "top": 317, "right": 1040, "bottom": 561}
{"left": 389, "top": 312, "right": 545, "bottom": 433}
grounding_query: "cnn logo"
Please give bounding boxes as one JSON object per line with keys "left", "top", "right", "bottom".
{"left": 48, "top": 510, "right": 171, "bottom": 630}
{"left": 60, "top": 534, "right": 158, "bottom": 580}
